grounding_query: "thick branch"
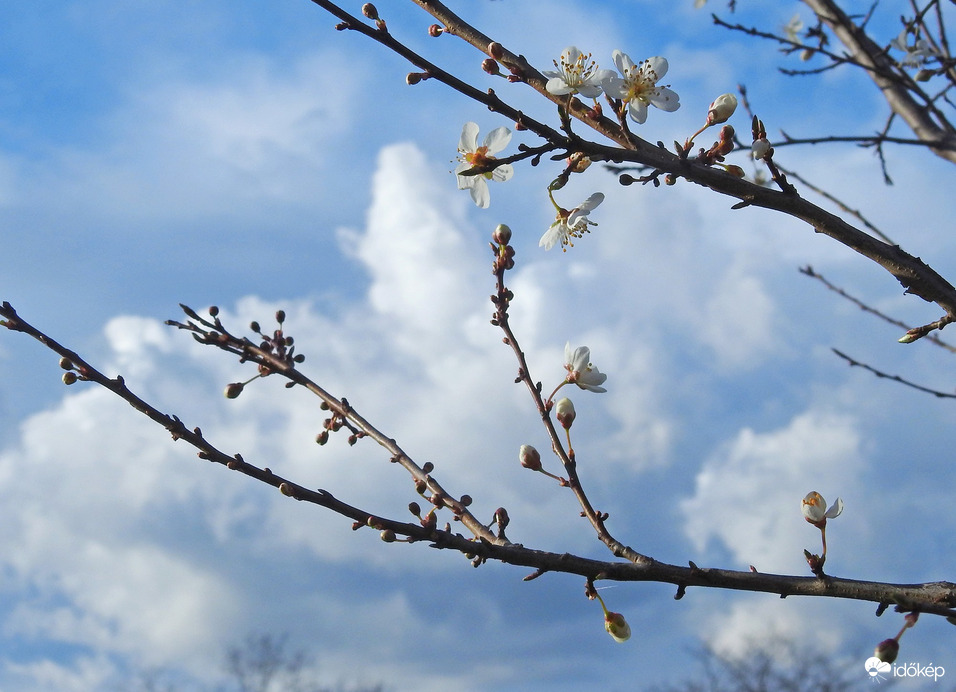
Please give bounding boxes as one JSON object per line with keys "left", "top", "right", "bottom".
{"left": 4, "top": 299, "right": 956, "bottom": 620}
{"left": 801, "top": 0, "right": 956, "bottom": 162}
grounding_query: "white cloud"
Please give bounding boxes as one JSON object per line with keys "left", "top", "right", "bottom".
{"left": 680, "top": 409, "right": 863, "bottom": 572}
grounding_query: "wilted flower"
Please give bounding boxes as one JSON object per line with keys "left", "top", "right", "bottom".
{"left": 801, "top": 491, "right": 843, "bottom": 527}
{"left": 564, "top": 343, "right": 607, "bottom": 392}
{"left": 603, "top": 51, "right": 680, "bottom": 124}
{"left": 539, "top": 192, "right": 604, "bottom": 251}
{"left": 543, "top": 46, "right": 615, "bottom": 98}
{"left": 455, "top": 122, "right": 514, "bottom": 208}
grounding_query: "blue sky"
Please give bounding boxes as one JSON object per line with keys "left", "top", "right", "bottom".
{"left": 2, "top": 1, "right": 956, "bottom": 690}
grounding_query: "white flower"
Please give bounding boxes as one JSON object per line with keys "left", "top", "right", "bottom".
{"left": 801, "top": 491, "right": 843, "bottom": 526}
{"left": 455, "top": 122, "right": 514, "bottom": 208}
{"left": 542, "top": 46, "right": 615, "bottom": 98}
{"left": 890, "top": 28, "right": 937, "bottom": 68}
{"left": 603, "top": 51, "right": 680, "bottom": 124}
{"left": 784, "top": 14, "right": 804, "bottom": 43}
{"left": 564, "top": 343, "right": 607, "bottom": 392}
{"left": 539, "top": 192, "right": 604, "bottom": 251}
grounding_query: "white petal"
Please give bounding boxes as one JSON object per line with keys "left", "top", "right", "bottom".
{"left": 490, "top": 163, "right": 513, "bottom": 183}
{"left": 628, "top": 100, "right": 648, "bottom": 124}
{"left": 612, "top": 50, "right": 634, "bottom": 75}
{"left": 469, "top": 178, "right": 491, "bottom": 208}
{"left": 546, "top": 78, "right": 574, "bottom": 96}
{"left": 482, "top": 126, "right": 513, "bottom": 155}
{"left": 651, "top": 87, "right": 681, "bottom": 112}
{"left": 578, "top": 192, "right": 604, "bottom": 211}
{"left": 825, "top": 497, "right": 844, "bottom": 519}
{"left": 458, "top": 122, "right": 479, "bottom": 153}
{"left": 645, "top": 56, "right": 669, "bottom": 80}
{"left": 538, "top": 223, "right": 565, "bottom": 250}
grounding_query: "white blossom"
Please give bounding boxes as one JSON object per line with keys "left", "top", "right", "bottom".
{"left": 539, "top": 192, "right": 604, "bottom": 251}
{"left": 454, "top": 122, "right": 514, "bottom": 208}
{"left": 603, "top": 51, "right": 679, "bottom": 124}
{"left": 542, "top": 46, "right": 615, "bottom": 98}
{"left": 564, "top": 343, "right": 607, "bottom": 392}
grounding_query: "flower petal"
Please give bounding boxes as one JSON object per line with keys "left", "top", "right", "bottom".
{"left": 458, "top": 122, "right": 479, "bottom": 153}
{"left": 469, "top": 178, "right": 491, "bottom": 208}
{"left": 482, "top": 126, "right": 513, "bottom": 155}
{"left": 490, "top": 163, "right": 514, "bottom": 183}
{"left": 825, "top": 497, "right": 844, "bottom": 519}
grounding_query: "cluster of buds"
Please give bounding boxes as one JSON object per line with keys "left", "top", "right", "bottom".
{"left": 223, "top": 309, "right": 305, "bottom": 399}
{"left": 58, "top": 356, "right": 87, "bottom": 386}
{"left": 686, "top": 93, "right": 737, "bottom": 152}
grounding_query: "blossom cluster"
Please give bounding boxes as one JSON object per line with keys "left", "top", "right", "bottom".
{"left": 543, "top": 46, "right": 680, "bottom": 125}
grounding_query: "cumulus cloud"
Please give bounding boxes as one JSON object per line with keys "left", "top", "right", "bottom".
{"left": 680, "top": 409, "right": 863, "bottom": 572}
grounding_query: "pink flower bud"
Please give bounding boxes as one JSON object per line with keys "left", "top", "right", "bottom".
{"left": 555, "top": 398, "right": 576, "bottom": 429}
{"left": 519, "top": 444, "right": 542, "bottom": 471}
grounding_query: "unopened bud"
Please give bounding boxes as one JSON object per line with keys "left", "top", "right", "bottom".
{"left": 492, "top": 223, "right": 512, "bottom": 245}
{"left": 361, "top": 3, "right": 379, "bottom": 20}
{"left": 428, "top": 24, "right": 443, "bottom": 37}
{"left": 724, "top": 164, "right": 745, "bottom": 177}
{"left": 482, "top": 58, "right": 500, "bottom": 75}
{"left": 315, "top": 430, "right": 329, "bottom": 445}
{"left": 59, "top": 357, "right": 73, "bottom": 370}
{"left": 488, "top": 42, "right": 504, "bottom": 60}
{"left": 915, "top": 68, "right": 933, "bottom": 82}
{"left": 62, "top": 371, "right": 78, "bottom": 385}
{"left": 874, "top": 638, "right": 899, "bottom": 664}
{"left": 706, "top": 93, "right": 737, "bottom": 126}
{"left": 406, "top": 72, "right": 424, "bottom": 85}
{"left": 555, "top": 398, "right": 576, "bottom": 429}
{"left": 380, "top": 529, "right": 396, "bottom": 542}
{"left": 752, "top": 137, "right": 771, "bottom": 160}
{"left": 604, "top": 611, "right": 631, "bottom": 643}
{"left": 275, "top": 310, "right": 285, "bottom": 324}
{"left": 279, "top": 482, "right": 294, "bottom": 497}
{"left": 224, "top": 382, "right": 244, "bottom": 399}
{"left": 519, "top": 444, "right": 542, "bottom": 471}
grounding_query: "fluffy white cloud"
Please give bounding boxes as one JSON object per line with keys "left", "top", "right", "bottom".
{"left": 680, "top": 409, "right": 863, "bottom": 572}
